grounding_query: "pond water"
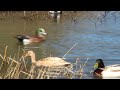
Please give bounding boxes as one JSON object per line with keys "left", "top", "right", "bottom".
{"left": 0, "top": 11, "right": 120, "bottom": 79}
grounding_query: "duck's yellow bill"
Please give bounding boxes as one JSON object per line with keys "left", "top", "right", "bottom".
{"left": 94, "top": 63, "right": 98, "bottom": 69}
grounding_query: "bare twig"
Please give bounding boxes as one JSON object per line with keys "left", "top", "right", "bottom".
{"left": 62, "top": 43, "right": 78, "bottom": 58}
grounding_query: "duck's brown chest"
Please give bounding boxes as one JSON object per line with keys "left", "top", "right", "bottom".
{"left": 31, "top": 37, "right": 45, "bottom": 42}
{"left": 93, "top": 69, "right": 103, "bottom": 79}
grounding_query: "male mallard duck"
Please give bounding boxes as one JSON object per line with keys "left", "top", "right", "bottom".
{"left": 14, "top": 28, "right": 47, "bottom": 45}
{"left": 93, "top": 59, "right": 120, "bottom": 79}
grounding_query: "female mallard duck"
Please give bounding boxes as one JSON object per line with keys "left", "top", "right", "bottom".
{"left": 24, "top": 50, "right": 72, "bottom": 67}
{"left": 94, "top": 59, "right": 120, "bottom": 79}
{"left": 14, "top": 28, "right": 47, "bottom": 45}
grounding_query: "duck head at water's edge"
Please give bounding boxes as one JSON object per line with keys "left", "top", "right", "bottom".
{"left": 93, "top": 59, "right": 120, "bottom": 79}
{"left": 14, "top": 28, "right": 47, "bottom": 45}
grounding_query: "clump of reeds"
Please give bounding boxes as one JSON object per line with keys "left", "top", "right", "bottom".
{"left": 0, "top": 46, "right": 90, "bottom": 79}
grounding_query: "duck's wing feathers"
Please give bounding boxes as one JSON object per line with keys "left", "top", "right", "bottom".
{"left": 102, "top": 64, "right": 120, "bottom": 78}
{"left": 15, "top": 35, "right": 31, "bottom": 39}
{"left": 104, "top": 64, "right": 120, "bottom": 72}
{"left": 14, "top": 35, "right": 31, "bottom": 42}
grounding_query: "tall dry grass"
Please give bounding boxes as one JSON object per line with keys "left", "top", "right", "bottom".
{"left": 0, "top": 46, "right": 90, "bottom": 79}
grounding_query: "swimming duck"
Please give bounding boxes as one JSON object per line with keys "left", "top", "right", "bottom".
{"left": 14, "top": 28, "right": 47, "bottom": 45}
{"left": 24, "top": 50, "right": 72, "bottom": 67}
{"left": 93, "top": 59, "right": 120, "bottom": 79}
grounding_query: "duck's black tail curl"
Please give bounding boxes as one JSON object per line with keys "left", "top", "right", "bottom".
{"left": 14, "top": 35, "right": 30, "bottom": 42}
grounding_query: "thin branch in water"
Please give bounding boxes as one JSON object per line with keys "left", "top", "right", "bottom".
{"left": 80, "top": 58, "right": 89, "bottom": 79}
{"left": 62, "top": 43, "right": 78, "bottom": 58}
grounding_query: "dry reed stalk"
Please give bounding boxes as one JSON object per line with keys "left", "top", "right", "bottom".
{"left": 72, "top": 58, "right": 82, "bottom": 75}
{"left": 3, "top": 46, "right": 8, "bottom": 61}
{"left": 74, "top": 57, "right": 81, "bottom": 70}
{"left": 40, "top": 67, "right": 47, "bottom": 79}
{"left": 27, "top": 64, "right": 35, "bottom": 79}
{"left": 10, "top": 64, "right": 18, "bottom": 78}
{"left": 42, "top": 66, "right": 57, "bottom": 79}
{"left": 62, "top": 43, "right": 78, "bottom": 58}
{"left": 4, "top": 59, "right": 19, "bottom": 79}
{"left": 44, "top": 68, "right": 51, "bottom": 79}
{"left": 19, "top": 56, "right": 27, "bottom": 71}
{"left": 64, "top": 67, "right": 75, "bottom": 79}
{"left": 3, "top": 61, "right": 12, "bottom": 78}
{"left": 11, "top": 63, "right": 21, "bottom": 79}
{"left": 48, "top": 67, "right": 60, "bottom": 77}
{"left": 4, "top": 68, "right": 12, "bottom": 78}
{"left": 6, "top": 55, "right": 11, "bottom": 64}
{"left": 19, "top": 71, "right": 32, "bottom": 78}
{"left": 41, "top": 67, "right": 48, "bottom": 78}
{"left": 0, "top": 60, "right": 4, "bottom": 71}
{"left": 0, "top": 46, "right": 8, "bottom": 71}
{"left": 35, "top": 66, "right": 44, "bottom": 79}
{"left": 4, "top": 67, "right": 14, "bottom": 79}
{"left": 45, "top": 67, "right": 60, "bottom": 79}
{"left": 15, "top": 63, "right": 21, "bottom": 79}
{"left": 16, "top": 70, "right": 22, "bottom": 79}
{"left": 17, "top": 46, "right": 21, "bottom": 61}
{"left": 0, "top": 46, "right": 8, "bottom": 61}
{"left": 36, "top": 69, "right": 42, "bottom": 79}
{"left": 0, "top": 55, "right": 4, "bottom": 71}
{"left": 40, "top": 65, "right": 74, "bottom": 79}
{"left": 8, "top": 57, "right": 20, "bottom": 64}
{"left": 22, "top": 58, "right": 28, "bottom": 71}
{"left": 4, "top": 57, "right": 19, "bottom": 78}
{"left": 1, "top": 49, "right": 26, "bottom": 78}
{"left": 0, "top": 45, "right": 91, "bottom": 79}
{"left": 0, "top": 54, "right": 4, "bottom": 60}
{"left": 56, "top": 67, "right": 67, "bottom": 78}
{"left": 15, "top": 63, "right": 23, "bottom": 79}
{"left": 80, "top": 58, "right": 89, "bottom": 79}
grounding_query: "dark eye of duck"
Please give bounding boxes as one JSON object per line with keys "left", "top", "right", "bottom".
{"left": 39, "top": 30, "right": 43, "bottom": 32}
